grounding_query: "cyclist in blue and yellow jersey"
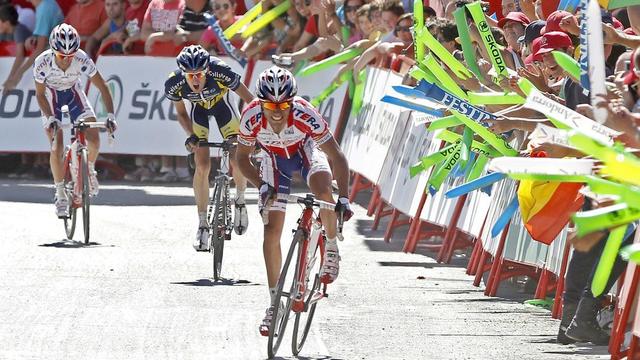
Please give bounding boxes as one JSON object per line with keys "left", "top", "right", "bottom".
{"left": 164, "top": 45, "right": 255, "bottom": 251}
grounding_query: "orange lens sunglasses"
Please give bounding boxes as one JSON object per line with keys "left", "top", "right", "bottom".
{"left": 54, "top": 51, "right": 76, "bottom": 60}
{"left": 261, "top": 101, "right": 291, "bottom": 111}
{"left": 185, "top": 71, "right": 207, "bottom": 80}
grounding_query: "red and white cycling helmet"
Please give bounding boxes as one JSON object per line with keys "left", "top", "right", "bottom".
{"left": 255, "top": 66, "right": 297, "bottom": 102}
{"left": 49, "top": 23, "right": 80, "bottom": 55}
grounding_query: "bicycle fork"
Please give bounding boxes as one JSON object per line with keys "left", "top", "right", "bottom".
{"left": 292, "top": 216, "right": 326, "bottom": 313}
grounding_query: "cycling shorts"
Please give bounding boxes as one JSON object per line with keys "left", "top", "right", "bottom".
{"left": 187, "top": 91, "right": 240, "bottom": 140}
{"left": 45, "top": 82, "right": 96, "bottom": 122}
{"left": 259, "top": 138, "right": 332, "bottom": 213}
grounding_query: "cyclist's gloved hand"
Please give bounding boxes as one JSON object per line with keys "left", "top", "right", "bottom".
{"left": 334, "top": 197, "right": 353, "bottom": 222}
{"left": 42, "top": 115, "right": 58, "bottom": 130}
{"left": 259, "top": 182, "right": 277, "bottom": 221}
{"left": 185, "top": 134, "right": 199, "bottom": 153}
{"left": 106, "top": 113, "right": 118, "bottom": 132}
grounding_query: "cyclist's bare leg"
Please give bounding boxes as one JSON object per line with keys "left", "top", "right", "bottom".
{"left": 45, "top": 127, "right": 65, "bottom": 183}
{"left": 263, "top": 210, "right": 286, "bottom": 288}
{"left": 308, "top": 171, "right": 337, "bottom": 239}
{"left": 82, "top": 117, "right": 100, "bottom": 163}
{"left": 193, "top": 146, "right": 211, "bottom": 213}
{"left": 229, "top": 146, "right": 247, "bottom": 196}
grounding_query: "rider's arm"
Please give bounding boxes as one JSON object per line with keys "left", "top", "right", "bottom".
{"left": 90, "top": 72, "right": 115, "bottom": 114}
{"left": 34, "top": 81, "right": 53, "bottom": 118}
{"left": 233, "top": 82, "right": 255, "bottom": 104}
{"left": 318, "top": 137, "right": 350, "bottom": 198}
{"left": 173, "top": 100, "right": 195, "bottom": 136}
{"left": 235, "top": 142, "right": 262, "bottom": 187}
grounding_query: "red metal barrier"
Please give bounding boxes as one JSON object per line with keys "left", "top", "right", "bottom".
{"left": 551, "top": 242, "right": 572, "bottom": 319}
{"left": 610, "top": 264, "right": 639, "bottom": 360}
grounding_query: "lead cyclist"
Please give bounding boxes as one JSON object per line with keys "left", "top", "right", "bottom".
{"left": 33, "top": 23, "right": 117, "bottom": 218}
{"left": 234, "top": 66, "right": 354, "bottom": 335}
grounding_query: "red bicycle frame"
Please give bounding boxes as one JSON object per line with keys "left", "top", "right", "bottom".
{"left": 292, "top": 208, "right": 326, "bottom": 313}
{"left": 62, "top": 130, "right": 88, "bottom": 207}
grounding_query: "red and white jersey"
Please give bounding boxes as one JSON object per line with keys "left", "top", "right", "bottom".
{"left": 238, "top": 97, "right": 333, "bottom": 158}
{"left": 33, "top": 49, "right": 97, "bottom": 91}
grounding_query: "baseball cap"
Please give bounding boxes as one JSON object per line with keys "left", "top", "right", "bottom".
{"left": 518, "top": 20, "right": 546, "bottom": 45}
{"left": 541, "top": 10, "right": 572, "bottom": 34}
{"left": 525, "top": 37, "right": 544, "bottom": 64}
{"left": 624, "top": 50, "right": 638, "bottom": 85}
{"left": 535, "top": 31, "right": 573, "bottom": 57}
{"left": 498, "top": 12, "right": 530, "bottom": 29}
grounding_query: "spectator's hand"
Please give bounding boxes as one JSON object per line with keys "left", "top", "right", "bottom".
{"left": 603, "top": 23, "right": 621, "bottom": 44}
{"left": 520, "top": 0, "right": 537, "bottom": 21}
{"left": 309, "top": 0, "right": 322, "bottom": 15}
{"left": 485, "top": 116, "right": 517, "bottom": 134}
{"left": 518, "top": 63, "right": 548, "bottom": 91}
{"left": 320, "top": 0, "right": 335, "bottom": 13}
{"left": 174, "top": 28, "right": 188, "bottom": 45}
{"left": 2, "top": 76, "right": 19, "bottom": 92}
{"left": 575, "top": 103, "right": 595, "bottom": 119}
{"left": 477, "top": 59, "right": 492, "bottom": 75}
{"left": 375, "top": 42, "right": 404, "bottom": 54}
{"left": 528, "top": 142, "right": 573, "bottom": 158}
{"left": 144, "top": 33, "right": 162, "bottom": 54}
{"left": 559, "top": 14, "right": 579, "bottom": 36}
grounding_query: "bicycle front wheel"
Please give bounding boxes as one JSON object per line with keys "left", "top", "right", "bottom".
{"left": 63, "top": 150, "right": 77, "bottom": 239}
{"left": 210, "top": 181, "right": 225, "bottom": 281}
{"left": 267, "top": 229, "right": 303, "bottom": 359}
{"left": 81, "top": 148, "right": 90, "bottom": 244}
{"left": 291, "top": 238, "right": 323, "bottom": 355}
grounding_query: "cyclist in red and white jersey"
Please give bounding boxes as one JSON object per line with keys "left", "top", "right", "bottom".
{"left": 33, "top": 23, "right": 116, "bottom": 218}
{"left": 235, "top": 66, "right": 353, "bottom": 335}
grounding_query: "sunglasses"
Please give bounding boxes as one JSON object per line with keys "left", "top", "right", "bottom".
{"left": 395, "top": 25, "right": 411, "bottom": 33}
{"left": 214, "top": 3, "right": 230, "bottom": 10}
{"left": 54, "top": 51, "right": 76, "bottom": 60}
{"left": 344, "top": 5, "right": 359, "bottom": 12}
{"left": 261, "top": 101, "right": 291, "bottom": 111}
{"left": 185, "top": 70, "right": 207, "bottom": 80}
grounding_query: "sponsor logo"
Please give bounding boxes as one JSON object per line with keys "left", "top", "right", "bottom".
{"left": 479, "top": 20, "right": 489, "bottom": 32}
{"left": 93, "top": 75, "right": 123, "bottom": 118}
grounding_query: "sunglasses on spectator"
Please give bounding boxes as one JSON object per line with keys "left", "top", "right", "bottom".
{"left": 214, "top": 3, "right": 230, "bottom": 10}
{"left": 185, "top": 70, "right": 207, "bottom": 80}
{"left": 344, "top": 5, "right": 360, "bottom": 12}
{"left": 304, "top": 0, "right": 311, "bottom": 6}
{"left": 261, "top": 101, "right": 291, "bottom": 111}
{"left": 395, "top": 25, "right": 411, "bottom": 33}
{"left": 54, "top": 51, "right": 76, "bottom": 60}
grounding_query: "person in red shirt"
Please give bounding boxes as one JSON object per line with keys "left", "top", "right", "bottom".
{"left": 199, "top": 0, "right": 241, "bottom": 55}
{"left": 123, "top": 0, "right": 184, "bottom": 55}
{"left": 64, "top": 0, "right": 108, "bottom": 41}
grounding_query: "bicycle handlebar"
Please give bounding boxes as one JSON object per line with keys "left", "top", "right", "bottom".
{"left": 196, "top": 140, "right": 237, "bottom": 150}
{"left": 275, "top": 193, "right": 335, "bottom": 211}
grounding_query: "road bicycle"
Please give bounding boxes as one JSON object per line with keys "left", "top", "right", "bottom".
{"left": 54, "top": 114, "right": 113, "bottom": 244}
{"left": 264, "top": 193, "right": 344, "bottom": 358}
{"left": 188, "top": 140, "right": 235, "bottom": 281}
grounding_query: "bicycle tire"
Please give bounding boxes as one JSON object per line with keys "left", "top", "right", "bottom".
{"left": 81, "top": 148, "right": 90, "bottom": 244}
{"left": 291, "top": 236, "right": 323, "bottom": 355}
{"left": 267, "top": 229, "right": 303, "bottom": 359}
{"left": 210, "top": 181, "right": 225, "bottom": 281}
{"left": 63, "top": 150, "right": 77, "bottom": 239}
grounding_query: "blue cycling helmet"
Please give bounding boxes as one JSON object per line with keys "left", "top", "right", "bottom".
{"left": 256, "top": 66, "right": 297, "bottom": 102}
{"left": 49, "top": 23, "right": 80, "bottom": 55}
{"left": 176, "top": 45, "right": 210, "bottom": 72}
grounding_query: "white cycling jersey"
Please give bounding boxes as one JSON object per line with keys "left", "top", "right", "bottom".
{"left": 33, "top": 49, "right": 97, "bottom": 91}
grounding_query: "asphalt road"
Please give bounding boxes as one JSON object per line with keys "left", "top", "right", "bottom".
{"left": 0, "top": 179, "right": 609, "bottom": 360}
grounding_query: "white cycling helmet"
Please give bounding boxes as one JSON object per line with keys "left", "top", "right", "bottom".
{"left": 255, "top": 66, "right": 297, "bottom": 102}
{"left": 49, "top": 23, "right": 80, "bottom": 55}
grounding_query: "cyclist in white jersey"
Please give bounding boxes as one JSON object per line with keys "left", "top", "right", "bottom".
{"left": 33, "top": 23, "right": 117, "bottom": 218}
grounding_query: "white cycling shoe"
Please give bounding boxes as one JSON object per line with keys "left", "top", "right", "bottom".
{"left": 194, "top": 226, "right": 209, "bottom": 251}
{"left": 234, "top": 200, "right": 248, "bottom": 235}
{"left": 55, "top": 195, "right": 69, "bottom": 218}
{"left": 259, "top": 301, "right": 285, "bottom": 337}
{"left": 89, "top": 170, "right": 99, "bottom": 196}
{"left": 320, "top": 241, "right": 340, "bottom": 284}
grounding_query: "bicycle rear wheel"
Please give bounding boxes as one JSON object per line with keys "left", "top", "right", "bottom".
{"left": 267, "top": 229, "right": 303, "bottom": 359}
{"left": 81, "top": 148, "right": 90, "bottom": 244}
{"left": 291, "top": 234, "right": 323, "bottom": 355}
{"left": 63, "top": 151, "right": 77, "bottom": 239}
{"left": 210, "top": 181, "right": 225, "bottom": 281}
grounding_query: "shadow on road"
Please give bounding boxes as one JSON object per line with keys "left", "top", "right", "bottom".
{"left": 273, "top": 356, "right": 344, "bottom": 360}
{"left": 171, "top": 278, "right": 260, "bottom": 287}
{"left": 38, "top": 239, "right": 114, "bottom": 248}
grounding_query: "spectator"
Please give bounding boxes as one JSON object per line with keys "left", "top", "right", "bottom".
{"left": 174, "top": 0, "right": 211, "bottom": 44}
{"left": 2, "top": 0, "right": 62, "bottom": 91}
{"left": 379, "top": 0, "right": 404, "bottom": 41}
{"left": 127, "top": 0, "right": 185, "bottom": 56}
{"left": 343, "top": 0, "right": 363, "bottom": 44}
{"left": 436, "top": 18, "right": 460, "bottom": 54}
{"left": 518, "top": 19, "right": 544, "bottom": 60}
{"left": 0, "top": 4, "right": 32, "bottom": 89}
{"left": 497, "top": 12, "right": 530, "bottom": 68}
{"left": 85, "top": 0, "right": 126, "bottom": 56}
{"left": 5, "top": 0, "right": 34, "bottom": 31}
{"left": 64, "top": 0, "right": 108, "bottom": 42}
{"left": 121, "top": 0, "right": 150, "bottom": 54}
{"left": 199, "top": 0, "right": 241, "bottom": 54}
